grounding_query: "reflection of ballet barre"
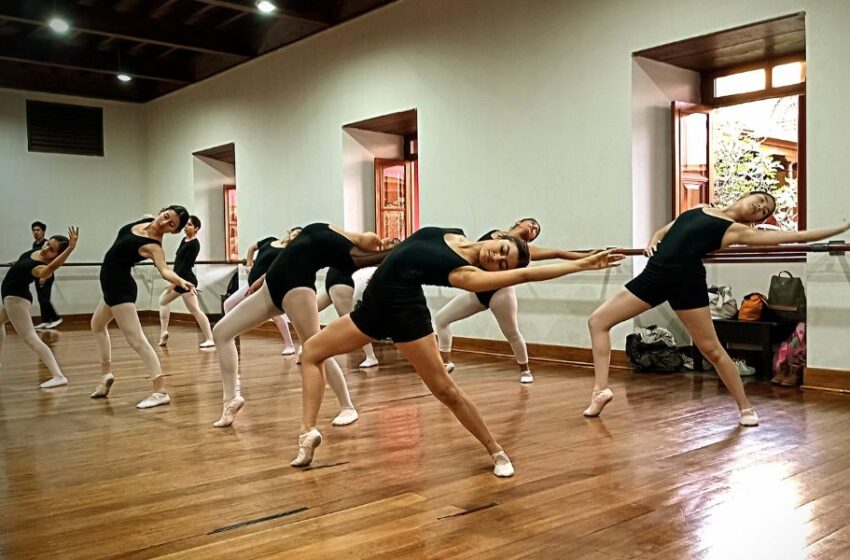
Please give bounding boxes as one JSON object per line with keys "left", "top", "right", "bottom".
{"left": 592, "top": 241, "right": 848, "bottom": 260}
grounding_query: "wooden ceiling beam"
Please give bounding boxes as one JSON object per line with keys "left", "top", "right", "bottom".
{"left": 191, "top": 0, "right": 331, "bottom": 25}
{"left": 0, "top": 36, "right": 193, "bottom": 83}
{"left": 0, "top": 0, "right": 254, "bottom": 57}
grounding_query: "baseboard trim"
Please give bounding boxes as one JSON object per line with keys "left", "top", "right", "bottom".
{"left": 451, "top": 336, "right": 629, "bottom": 370}
{"left": 802, "top": 367, "right": 850, "bottom": 394}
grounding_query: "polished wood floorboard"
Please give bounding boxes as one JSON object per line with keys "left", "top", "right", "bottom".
{"left": 2, "top": 322, "right": 850, "bottom": 559}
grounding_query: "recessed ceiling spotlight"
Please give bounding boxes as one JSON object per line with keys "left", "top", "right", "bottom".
{"left": 117, "top": 73, "right": 133, "bottom": 82}
{"left": 256, "top": 1, "right": 277, "bottom": 14}
{"left": 48, "top": 17, "right": 70, "bottom": 34}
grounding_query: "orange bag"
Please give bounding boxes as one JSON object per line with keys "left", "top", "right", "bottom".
{"left": 738, "top": 293, "right": 768, "bottom": 321}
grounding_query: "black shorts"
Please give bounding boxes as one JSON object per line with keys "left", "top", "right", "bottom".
{"left": 625, "top": 262, "right": 709, "bottom": 311}
{"left": 475, "top": 289, "right": 496, "bottom": 308}
{"left": 101, "top": 277, "right": 138, "bottom": 306}
{"left": 325, "top": 268, "right": 354, "bottom": 292}
{"left": 174, "top": 272, "right": 197, "bottom": 294}
{"left": 349, "top": 284, "right": 433, "bottom": 343}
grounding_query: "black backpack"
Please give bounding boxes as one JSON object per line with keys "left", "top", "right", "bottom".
{"left": 625, "top": 334, "right": 684, "bottom": 373}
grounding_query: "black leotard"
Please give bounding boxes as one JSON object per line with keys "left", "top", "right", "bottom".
{"left": 1, "top": 250, "right": 42, "bottom": 302}
{"left": 248, "top": 237, "right": 283, "bottom": 285}
{"left": 325, "top": 268, "right": 355, "bottom": 292}
{"left": 350, "top": 227, "right": 471, "bottom": 343}
{"left": 173, "top": 238, "right": 200, "bottom": 294}
{"left": 626, "top": 207, "right": 734, "bottom": 310}
{"left": 265, "top": 223, "right": 384, "bottom": 311}
{"left": 99, "top": 218, "right": 161, "bottom": 306}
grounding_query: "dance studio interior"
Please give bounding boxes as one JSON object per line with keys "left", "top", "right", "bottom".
{"left": 2, "top": 1, "right": 850, "bottom": 558}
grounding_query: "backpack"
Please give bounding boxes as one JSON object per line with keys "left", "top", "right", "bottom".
{"left": 738, "top": 293, "right": 768, "bottom": 321}
{"left": 625, "top": 333, "right": 684, "bottom": 373}
{"left": 772, "top": 322, "right": 806, "bottom": 382}
{"left": 768, "top": 271, "right": 807, "bottom": 322}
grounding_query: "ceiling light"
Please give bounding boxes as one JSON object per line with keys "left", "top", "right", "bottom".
{"left": 256, "top": 1, "right": 277, "bottom": 14}
{"left": 47, "top": 17, "right": 70, "bottom": 33}
{"left": 117, "top": 73, "right": 132, "bottom": 83}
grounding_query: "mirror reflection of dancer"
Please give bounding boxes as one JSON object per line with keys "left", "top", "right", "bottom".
{"left": 89, "top": 207, "right": 195, "bottom": 409}
{"left": 293, "top": 226, "right": 622, "bottom": 477}
{"left": 157, "top": 216, "right": 214, "bottom": 348}
{"left": 223, "top": 228, "right": 302, "bottom": 355}
{"left": 1, "top": 227, "right": 78, "bottom": 388}
{"left": 211, "top": 223, "right": 390, "bottom": 429}
{"left": 585, "top": 192, "right": 850, "bottom": 426}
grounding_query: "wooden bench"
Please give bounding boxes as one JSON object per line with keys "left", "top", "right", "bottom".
{"left": 691, "top": 319, "right": 797, "bottom": 377}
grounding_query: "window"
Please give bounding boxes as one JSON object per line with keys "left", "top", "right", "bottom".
{"left": 224, "top": 185, "right": 239, "bottom": 262}
{"left": 674, "top": 57, "right": 806, "bottom": 237}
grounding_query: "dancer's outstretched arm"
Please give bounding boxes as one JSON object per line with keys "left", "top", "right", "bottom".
{"left": 142, "top": 244, "right": 195, "bottom": 292}
{"left": 35, "top": 226, "right": 79, "bottom": 282}
{"left": 529, "top": 245, "right": 592, "bottom": 261}
{"left": 450, "top": 250, "right": 623, "bottom": 293}
{"left": 725, "top": 219, "right": 850, "bottom": 247}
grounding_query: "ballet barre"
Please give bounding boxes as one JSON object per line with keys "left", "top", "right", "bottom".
{"left": 608, "top": 240, "right": 848, "bottom": 261}
{"left": 0, "top": 259, "right": 244, "bottom": 268}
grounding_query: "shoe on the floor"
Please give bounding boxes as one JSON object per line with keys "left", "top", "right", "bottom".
{"left": 199, "top": 340, "right": 215, "bottom": 349}
{"left": 734, "top": 359, "right": 756, "bottom": 377}
{"left": 445, "top": 362, "right": 455, "bottom": 374}
{"left": 158, "top": 332, "right": 169, "bottom": 347}
{"left": 281, "top": 345, "right": 296, "bottom": 356}
{"left": 291, "top": 428, "right": 322, "bottom": 467}
{"left": 781, "top": 370, "right": 802, "bottom": 387}
{"left": 492, "top": 451, "right": 515, "bottom": 477}
{"left": 34, "top": 322, "right": 49, "bottom": 330}
{"left": 136, "top": 392, "right": 171, "bottom": 409}
{"left": 740, "top": 408, "right": 759, "bottom": 427}
{"left": 44, "top": 318, "right": 63, "bottom": 329}
{"left": 519, "top": 370, "right": 533, "bottom": 384}
{"left": 359, "top": 357, "right": 379, "bottom": 368}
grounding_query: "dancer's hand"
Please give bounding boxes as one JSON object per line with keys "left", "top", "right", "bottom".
{"left": 578, "top": 249, "right": 624, "bottom": 270}
{"left": 645, "top": 238, "right": 660, "bottom": 257}
{"left": 180, "top": 280, "right": 196, "bottom": 294}
{"left": 67, "top": 226, "right": 79, "bottom": 249}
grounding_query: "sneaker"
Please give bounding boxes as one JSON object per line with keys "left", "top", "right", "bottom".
{"left": 44, "top": 319, "right": 63, "bottom": 329}
{"left": 492, "top": 451, "right": 515, "bottom": 477}
{"left": 291, "top": 428, "right": 322, "bottom": 467}
{"left": 519, "top": 370, "right": 533, "bottom": 384}
{"left": 136, "top": 392, "right": 171, "bottom": 409}
{"left": 734, "top": 359, "right": 756, "bottom": 377}
{"left": 34, "top": 322, "right": 49, "bottom": 330}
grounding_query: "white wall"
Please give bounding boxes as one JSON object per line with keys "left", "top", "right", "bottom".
{"left": 0, "top": 88, "right": 148, "bottom": 315}
{"left": 139, "top": 0, "right": 850, "bottom": 370}
{"left": 341, "top": 127, "right": 403, "bottom": 232}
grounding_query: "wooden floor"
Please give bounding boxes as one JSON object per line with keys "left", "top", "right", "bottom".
{"left": 2, "top": 323, "right": 850, "bottom": 560}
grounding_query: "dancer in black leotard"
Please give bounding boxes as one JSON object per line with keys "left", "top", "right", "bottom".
{"left": 223, "top": 228, "right": 302, "bottom": 355}
{"left": 293, "top": 227, "right": 622, "bottom": 477}
{"left": 585, "top": 191, "right": 850, "bottom": 426}
{"left": 316, "top": 268, "right": 380, "bottom": 368}
{"left": 1, "top": 227, "right": 78, "bottom": 388}
{"left": 157, "top": 216, "right": 215, "bottom": 348}
{"left": 211, "top": 223, "right": 391, "bottom": 428}
{"left": 89, "top": 206, "right": 194, "bottom": 409}
{"left": 434, "top": 218, "right": 590, "bottom": 383}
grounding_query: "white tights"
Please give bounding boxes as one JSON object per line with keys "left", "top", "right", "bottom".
{"left": 90, "top": 300, "right": 164, "bottom": 389}
{"left": 158, "top": 288, "right": 214, "bottom": 342}
{"left": 434, "top": 286, "right": 529, "bottom": 365}
{"left": 317, "top": 284, "right": 377, "bottom": 362}
{"left": 212, "top": 284, "right": 354, "bottom": 410}
{"left": 223, "top": 284, "right": 294, "bottom": 350}
{"left": 1, "top": 296, "right": 66, "bottom": 384}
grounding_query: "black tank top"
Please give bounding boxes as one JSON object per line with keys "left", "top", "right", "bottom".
{"left": 369, "top": 227, "right": 471, "bottom": 293}
{"left": 101, "top": 218, "right": 161, "bottom": 276}
{"left": 173, "top": 238, "right": 200, "bottom": 278}
{"left": 1, "top": 250, "right": 42, "bottom": 301}
{"left": 479, "top": 230, "right": 499, "bottom": 242}
{"left": 651, "top": 208, "right": 733, "bottom": 267}
{"left": 248, "top": 236, "right": 282, "bottom": 284}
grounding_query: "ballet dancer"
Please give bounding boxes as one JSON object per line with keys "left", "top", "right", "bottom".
{"left": 89, "top": 207, "right": 195, "bottom": 408}
{"left": 585, "top": 192, "right": 850, "bottom": 426}
{"left": 1, "top": 227, "right": 78, "bottom": 388}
